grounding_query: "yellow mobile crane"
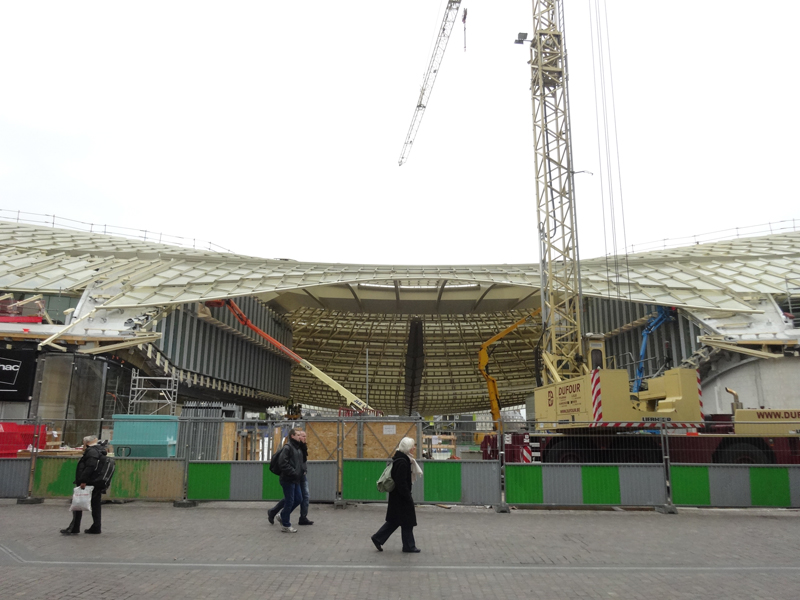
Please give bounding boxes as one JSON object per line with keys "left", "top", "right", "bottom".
{"left": 526, "top": 1, "right": 702, "bottom": 439}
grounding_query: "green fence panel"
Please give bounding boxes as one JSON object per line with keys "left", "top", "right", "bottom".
{"left": 342, "top": 460, "right": 385, "bottom": 501}
{"left": 32, "top": 457, "right": 78, "bottom": 497}
{"left": 423, "top": 461, "right": 461, "bottom": 503}
{"left": 672, "top": 466, "right": 710, "bottom": 506}
{"left": 262, "top": 463, "right": 283, "bottom": 500}
{"left": 750, "top": 467, "right": 791, "bottom": 507}
{"left": 506, "top": 464, "right": 543, "bottom": 504}
{"left": 187, "top": 462, "right": 231, "bottom": 500}
{"left": 582, "top": 466, "right": 621, "bottom": 505}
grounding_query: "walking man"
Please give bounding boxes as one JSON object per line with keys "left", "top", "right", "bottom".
{"left": 272, "top": 428, "right": 305, "bottom": 533}
{"left": 268, "top": 429, "right": 314, "bottom": 526}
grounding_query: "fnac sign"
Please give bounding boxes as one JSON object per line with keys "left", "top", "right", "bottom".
{"left": 0, "top": 356, "right": 21, "bottom": 387}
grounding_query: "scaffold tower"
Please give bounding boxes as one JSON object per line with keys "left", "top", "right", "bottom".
{"left": 128, "top": 368, "right": 179, "bottom": 415}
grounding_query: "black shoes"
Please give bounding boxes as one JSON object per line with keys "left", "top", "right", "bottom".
{"left": 267, "top": 510, "right": 276, "bottom": 525}
{"left": 84, "top": 528, "right": 101, "bottom": 534}
{"left": 402, "top": 547, "right": 421, "bottom": 553}
{"left": 371, "top": 536, "right": 383, "bottom": 552}
{"left": 298, "top": 517, "right": 314, "bottom": 526}
{"left": 60, "top": 529, "right": 79, "bottom": 535}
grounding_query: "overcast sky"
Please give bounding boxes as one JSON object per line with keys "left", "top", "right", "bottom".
{"left": 1, "top": 1, "right": 798, "bottom": 265}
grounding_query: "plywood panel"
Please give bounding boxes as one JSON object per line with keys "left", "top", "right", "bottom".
{"left": 362, "top": 421, "right": 418, "bottom": 459}
{"left": 340, "top": 421, "right": 359, "bottom": 459}
{"left": 220, "top": 422, "right": 236, "bottom": 461}
{"left": 305, "top": 422, "right": 338, "bottom": 461}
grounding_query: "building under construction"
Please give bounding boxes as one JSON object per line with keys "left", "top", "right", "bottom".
{"left": 0, "top": 218, "right": 796, "bottom": 431}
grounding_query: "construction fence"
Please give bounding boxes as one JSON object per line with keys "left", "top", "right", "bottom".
{"left": 1, "top": 418, "right": 800, "bottom": 509}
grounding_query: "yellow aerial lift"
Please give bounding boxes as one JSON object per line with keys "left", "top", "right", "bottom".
{"left": 478, "top": 309, "right": 541, "bottom": 432}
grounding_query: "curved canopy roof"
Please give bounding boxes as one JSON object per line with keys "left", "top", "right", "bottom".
{"left": 0, "top": 221, "right": 797, "bottom": 414}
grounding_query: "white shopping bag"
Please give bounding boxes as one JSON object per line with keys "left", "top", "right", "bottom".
{"left": 70, "top": 486, "right": 94, "bottom": 512}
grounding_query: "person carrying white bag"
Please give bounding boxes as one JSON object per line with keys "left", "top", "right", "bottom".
{"left": 60, "top": 435, "right": 108, "bottom": 535}
{"left": 70, "top": 484, "right": 93, "bottom": 512}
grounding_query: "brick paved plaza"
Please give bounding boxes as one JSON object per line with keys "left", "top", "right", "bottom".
{"left": 2, "top": 499, "right": 800, "bottom": 599}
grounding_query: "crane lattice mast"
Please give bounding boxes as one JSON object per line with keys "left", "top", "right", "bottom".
{"left": 397, "top": 0, "right": 462, "bottom": 166}
{"left": 529, "top": 0, "right": 584, "bottom": 384}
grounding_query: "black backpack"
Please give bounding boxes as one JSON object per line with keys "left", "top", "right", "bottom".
{"left": 269, "top": 446, "right": 284, "bottom": 475}
{"left": 93, "top": 442, "right": 116, "bottom": 490}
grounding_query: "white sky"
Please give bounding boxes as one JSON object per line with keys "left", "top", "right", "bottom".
{"left": 1, "top": 1, "right": 798, "bottom": 265}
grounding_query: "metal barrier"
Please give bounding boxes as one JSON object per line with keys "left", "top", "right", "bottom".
{"left": 341, "top": 459, "right": 500, "bottom": 505}
{"left": 7, "top": 416, "right": 800, "bottom": 509}
{"left": 185, "top": 460, "right": 338, "bottom": 502}
{"left": 506, "top": 464, "right": 666, "bottom": 506}
{"left": 0, "top": 458, "right": 29, "bottom": 498}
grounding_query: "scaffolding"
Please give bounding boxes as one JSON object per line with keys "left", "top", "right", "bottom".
{"left": 128, "top": 368, "right": 179, "bottom": 415}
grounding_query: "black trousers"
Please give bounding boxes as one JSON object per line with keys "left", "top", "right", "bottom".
{"left": 67, "top": 486, "right": 102, "bottom": 532}
{"left": 373, "top": 520, "right": 416, "bottom": 550}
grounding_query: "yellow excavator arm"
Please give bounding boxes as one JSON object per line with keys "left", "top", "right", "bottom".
{"left": 478, "top": 309, "right": 541, "bottom": 430}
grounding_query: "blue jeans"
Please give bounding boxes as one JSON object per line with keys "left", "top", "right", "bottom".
{"left": 280, "top": 481, "right": 303, "bottom": 527}
{"left": 272, "top": 474, "right": 309, "bottom": 519}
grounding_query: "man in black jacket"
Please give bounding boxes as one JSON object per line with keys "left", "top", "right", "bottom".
{"left": 267, "top": 428, "right": 314, "bottom": 526}
{"left": 276, "top": 428, "right": 305, "bottom": 533}
{"left": 60, "top": 435, "right": 107, "bottom": 535}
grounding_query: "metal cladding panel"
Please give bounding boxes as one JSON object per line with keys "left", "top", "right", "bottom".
{"left": 672, "top": 466, "right": 711, "bottom": 506}
{"left": 177, "top": 419, "right": 222, "bottom": 461}
{"left": 307, "top": 461, "right": 337, "bottom": 502}
{"left": 422, "top": 461, "right": 461, "bottom": 503}
{"left": 542, "top": 465, "right": 583, "bottom": 505}
{"left": 187, "top": 462, "right": 231, "bottom": 500}
{"left": 230, "top": 462, "right": 264, "bottom": 500}
{"left": 708, "top": 466, "right": 751, "bottom": 507}
{"left": 461, "top": 461, "right": 500, "bottom": 505}
{"left": 581, "top": 466, "right": 621, "bottom": 505}
{"left": 505, "top": 465, "right": 543, "bottom": 504}
{"left": 0, "top": 458, "right": 29, "bottom": 498}
{"left": 342, "top": 459, "right": 386, "bottom": 501}
{"left": 32, "top": 457, "right": 79, "bottom": 498}
{"left": 618, "top": 465, "right": 666, "bottom": 506}
{"left": 108, "top": 458, "right": 184, "bottom": 501}
{"left": 790, "top": 467, "right": 800, "bottom": 508}
{"left": 750, "top": 466, "right": 791, "bottom": 507}
{"left": 157, "top": 302, "right": 292, "bottom": 397}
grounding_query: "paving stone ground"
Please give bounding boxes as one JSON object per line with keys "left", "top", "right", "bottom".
{"left": 1, "top": 499, "right": 800, "bottom": 599}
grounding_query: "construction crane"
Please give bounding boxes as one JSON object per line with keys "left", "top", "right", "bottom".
{"left": 527, "top": 1, "right": 702, "bottom": 442}
{"left": 397, "top": 0, "right": 462, "bottom": 166}
{"left": 205, "top": 299, "right": 376, "bottom": 414}
{"left": 527, "top": 0, "right": 584, "bottom": 385}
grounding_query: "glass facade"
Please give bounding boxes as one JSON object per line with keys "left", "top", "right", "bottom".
{"left": 35, "top": 353, "right": 133, "bottom": 447}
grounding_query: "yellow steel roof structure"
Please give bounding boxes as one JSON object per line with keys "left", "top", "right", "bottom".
{"left": 0, "top": 221, "right": 797, "bottom": 414}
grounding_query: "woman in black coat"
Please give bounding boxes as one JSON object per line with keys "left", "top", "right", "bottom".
{"left": 371, "top": 436, "right": 420, "bottom": 553}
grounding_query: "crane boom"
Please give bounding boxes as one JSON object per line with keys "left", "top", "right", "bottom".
{"left": 478, "top": 309, "right": 541, "bottom": 431}
{"left": 529, "top": 0, "right": 583, "bottom": 384}
{"left": 206, "top": 299, "right": 375, "bottom": 413}
{"left": 398, "top": 0, "right": 462, "bottom": 166}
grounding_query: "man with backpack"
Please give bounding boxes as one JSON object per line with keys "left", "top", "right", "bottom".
{"left": 60, "top": 435, "right": 111, "bottom": 535}
{"left": 267, "top": 429, "right": 314, "bottom": 528}
{"left": 268, "top": 428, "right": 306, "bottom": 533}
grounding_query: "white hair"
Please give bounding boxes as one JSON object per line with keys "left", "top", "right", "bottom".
{"left": 83, "top": 435, "right": 98, "bottom": 445}
{"left": 397, "top": 437, "right": 416, "bottom": 455}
